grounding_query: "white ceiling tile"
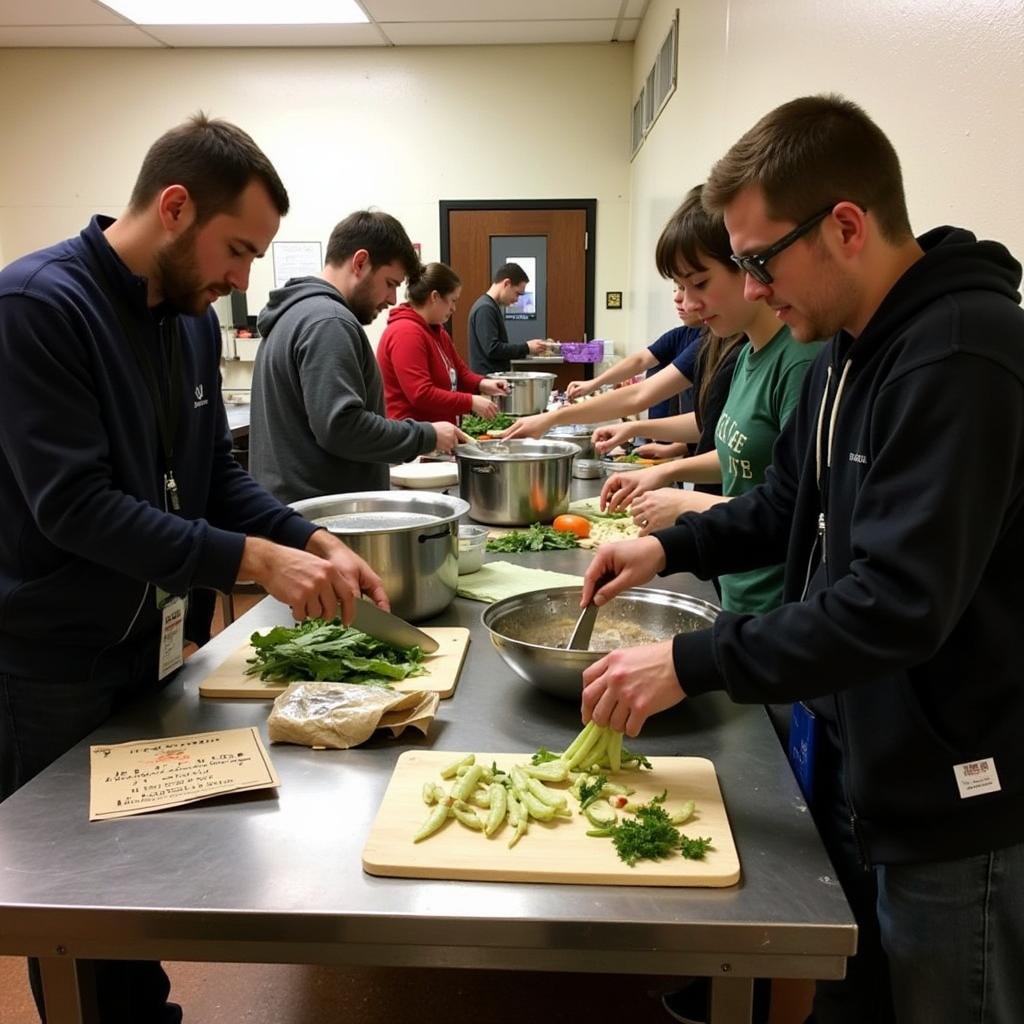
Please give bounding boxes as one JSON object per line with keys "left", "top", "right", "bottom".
{"left": 381, "top": 19, "right": 622, "bottom": 46}
{"left": 142, "top": 23, "right": 385, "bottom": 47}
{"left": 365, "top": 0, "right": 624, "bottom": 21}
{"left": 623, "top": 0, "right": 648, "bottom": 21}
{"left": 0, "top": 25, "right": 160, "bottom": 45}
{"left": 0, "top": 0, "right": 129, "bottom": 26}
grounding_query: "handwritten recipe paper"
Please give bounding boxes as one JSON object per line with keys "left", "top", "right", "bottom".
{"left": 90, "top": 727, "right": 280, "bottom": 821}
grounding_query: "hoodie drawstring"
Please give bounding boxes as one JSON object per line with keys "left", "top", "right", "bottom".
{"left": 802, "top": 358, "right": 853, "bottom": 599}
{"left": 815, "top": 359, "right": 852, "bottom": 487}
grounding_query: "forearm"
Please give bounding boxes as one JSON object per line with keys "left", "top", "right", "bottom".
{"left": 398, "top": 365, "right": 473, "bottom": 419}
{"left": 637, "top": 413, "right": 699, "bottom": 444}
{"left": 661, "top": 449, "right": 722, "bottom": 484}
{"left": 481, "top": 335, "right": 528, "bottom": 362}
{"left": 590, "top": 351, "right": 656, "bottom": 389}
{"left": 314, "top": 405, "right": 435, "bottom": 461}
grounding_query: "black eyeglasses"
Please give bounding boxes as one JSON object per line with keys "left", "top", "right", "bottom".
{"left": 730, "top": 204, "right": 836, "bottom": 285}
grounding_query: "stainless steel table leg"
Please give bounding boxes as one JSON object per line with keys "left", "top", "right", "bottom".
{"left": 39, "top": 956, "right": 99, "bottom": 1024}
{"left": 709, "top": 975, "right": 754, "bottom": 1024}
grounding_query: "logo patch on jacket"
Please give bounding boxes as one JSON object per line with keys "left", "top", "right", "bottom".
{"left": 193, "top": 384, "right": 208, "bottom": 409}
{"left": 848, "top": 451, "right": 867, "bottom": 465}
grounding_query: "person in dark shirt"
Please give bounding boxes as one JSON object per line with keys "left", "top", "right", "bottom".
{"left": 581, "top": 94, "right": 1024, "bottom": 1024}
{"left": 0, "top": 115, "right": 387, "bottom": 1024}
{"left": 466, "top": 262, "right": 547, "bottom": 374}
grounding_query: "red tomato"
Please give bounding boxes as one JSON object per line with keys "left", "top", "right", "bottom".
{"left": 552, "top": 514, "right": 591, "bottom": 539}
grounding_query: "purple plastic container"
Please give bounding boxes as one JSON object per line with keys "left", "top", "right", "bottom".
{"left": 559, "top": 340, "right": 605, "bottom": 363}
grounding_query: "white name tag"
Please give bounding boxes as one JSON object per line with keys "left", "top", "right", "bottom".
{"left": 953, "top": 758, "right": 1002, "bottom": 799}
{"left": 158, "top": 594, "right": 186, "bottom": 680}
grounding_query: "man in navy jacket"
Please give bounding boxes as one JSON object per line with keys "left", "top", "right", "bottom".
{"left": 0, "top": 114, "right": 387, "bottom": 1023}
{"left": 581, "top": 95, "right": 1024, "bottom": 1023}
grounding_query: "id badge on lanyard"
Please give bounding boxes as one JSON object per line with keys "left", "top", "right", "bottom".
{"left": 156, "top": 587, "right": 187, "bottom": 680}
{"left": 448, "top": 366, "right": 457, "bottom": 391}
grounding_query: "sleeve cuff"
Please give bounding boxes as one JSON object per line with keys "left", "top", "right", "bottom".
{"left": 195, "top": 525, "right": 246, "bottom": 593}
{"left": 272, "top": 511, "right": 320, "bottom": 551}
{"left": 672, "top": 626, "right": 724, "bottom": 698}
{"left": 653, "top": 517, "right": 701, "bottom": 575}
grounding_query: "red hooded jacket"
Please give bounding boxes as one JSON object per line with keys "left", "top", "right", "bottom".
{"left": 377, "top": 304, "right": 485, "bottom": 423}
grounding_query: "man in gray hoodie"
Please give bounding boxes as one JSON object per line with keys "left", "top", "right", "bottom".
{"left": 250, "top": 210, "right": 465, "bottom": 503}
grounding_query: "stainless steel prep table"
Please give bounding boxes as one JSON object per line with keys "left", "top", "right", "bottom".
{"left": 0, "top": 545, "right": 855, "bottom": 1024}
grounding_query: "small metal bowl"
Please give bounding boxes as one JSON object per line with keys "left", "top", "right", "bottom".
{"left": 572, "top": 458, "right": 603, "bottom": 479}
{"left": 600, "top": 457, "right": 651, "bottom": 476}
{"left": 482, "top": 586, "right": 719, "bottom": 700}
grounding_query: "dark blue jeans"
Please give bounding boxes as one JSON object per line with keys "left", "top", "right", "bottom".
{"left": 0, "top": 644, "right": 181, "bottom": 1023}
{"left": 809, "top": 739, "right": 1024, "bottom": 1024}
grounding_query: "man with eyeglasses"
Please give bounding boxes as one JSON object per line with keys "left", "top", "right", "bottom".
{"left": 580, "top": 93, "right": 1024, "bottom": 1024}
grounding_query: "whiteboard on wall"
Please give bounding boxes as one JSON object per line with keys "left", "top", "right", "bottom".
{"left": 272, "top": 241, "right": 323, "bottom": 289}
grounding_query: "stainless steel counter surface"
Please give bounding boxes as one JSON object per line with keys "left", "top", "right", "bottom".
{"left": 0, "top": 520, "right": 855, "bottom": 1023}
{"left": 224, "top": 401, "right": 250, "bottom": 438}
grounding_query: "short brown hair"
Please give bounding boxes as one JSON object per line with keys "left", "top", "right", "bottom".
{"left": 129, "top": 113, "right": 289, "bottom": 223}
{"left": 703, "top": 94, "right": 912, "bottom": 243}
{"left": 493, "top": 262, "right": 529, "bottom": 286}
{"left": 655, "top": 185, "right": 735, "bottom": 279}
{"left": 325, "top": 210, "right": 420, "bottom": 279}
{"left": 407, "top": 262, "right": 460, "bottom": 305}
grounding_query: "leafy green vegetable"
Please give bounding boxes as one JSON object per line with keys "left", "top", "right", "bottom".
{"left": 578, "top": 774, "right": 608, "bottom": 809}
{"left": 485, "top": 524, "right": 579, "bottom": 552}
{"left": 245, "top": 618, "right": 427, "bottom": 684}
{"left": 616, "top": 453, "right": 643, "bottom": 463}
{"left": 530, "top": 747, "right": 561, "bottom": 765}
{"left": 610, "top": 802, "right": 681, "bottom": 867}
{"left": 461, "top": 412, "right": 516, "bottom": 437}
{"left": 603, "top": 791, "right": 711, "bottom": 866}
{"left": 679, "top": 834, "right": 714, "bottom": 860}
{"left": 621, "top": 746, "right": 653, "bottom": 770}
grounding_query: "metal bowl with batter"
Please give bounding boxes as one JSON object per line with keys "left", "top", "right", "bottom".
{"left": 482, "top": 586, "right": 719, "bottom": 700}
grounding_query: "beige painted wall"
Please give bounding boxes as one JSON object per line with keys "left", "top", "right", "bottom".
{"left": 627, "top": 0, "right": 1024, "bottom": 348}
{"left": 0, "top": 44, "right": 632, "bottom": 350}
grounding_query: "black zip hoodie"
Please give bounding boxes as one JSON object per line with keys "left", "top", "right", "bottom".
{"left": 657, "top": 227, "right": 1024, "bottom": 864}
{"left": 0, "top": 217, "right": 317, "bottom": 679}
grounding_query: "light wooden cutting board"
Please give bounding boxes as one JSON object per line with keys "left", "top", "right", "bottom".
{"left": 198, "top": 628, "right": 470, "bottom": 700}
{"left": 362, "top": 750, "right": 740, "bottom": 887}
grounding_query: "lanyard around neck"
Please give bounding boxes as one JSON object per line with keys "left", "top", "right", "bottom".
{"left": 83, "top": 245, "right": 184, "bottom": 510}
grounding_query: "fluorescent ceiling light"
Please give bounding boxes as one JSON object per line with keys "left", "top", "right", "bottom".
{"left": 104, "top": 1, "right": 369, "bottom": 25}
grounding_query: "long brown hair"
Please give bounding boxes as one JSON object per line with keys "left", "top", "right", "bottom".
{"left": 655, "top": 185, "right": 744, "bottom": 423}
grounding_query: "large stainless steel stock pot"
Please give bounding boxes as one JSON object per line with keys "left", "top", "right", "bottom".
{"left": 453, "top": 439, "right": 578, "bottom": 525}
{"left": 289, "top": 491, "right": 469, "bottom": 621}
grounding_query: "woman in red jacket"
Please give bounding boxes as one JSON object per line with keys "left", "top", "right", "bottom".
{"left": 377, "top": 262, "right": 509, "bottom": 424}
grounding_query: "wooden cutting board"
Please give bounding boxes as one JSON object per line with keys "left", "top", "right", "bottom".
{"left": 198, "top": 628, "right": 470, "bottom": 700}
{"left": 362, "top": 750, "right": 740, "bottom": 887}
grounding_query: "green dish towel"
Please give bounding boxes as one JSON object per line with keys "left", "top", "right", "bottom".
{"left": 456, "top": 561, "right": 584, "bottom": 603}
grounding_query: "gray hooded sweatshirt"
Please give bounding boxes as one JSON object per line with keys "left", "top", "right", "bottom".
{"left": 250, "top": 277, "right": 436, "bottom": 503}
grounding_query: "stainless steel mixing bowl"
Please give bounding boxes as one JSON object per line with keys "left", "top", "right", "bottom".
{"left": 482, "top": 586, "right": 719, "bottom": 699}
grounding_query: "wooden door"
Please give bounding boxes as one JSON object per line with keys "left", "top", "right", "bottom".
{"left": 442, "top": 203, "right": 594, "bottom": 387}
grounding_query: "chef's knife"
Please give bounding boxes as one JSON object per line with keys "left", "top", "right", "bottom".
{"left": 351, "top": 599, "right": 440, "bottom": 654}
{"left": 566, "top": 575, "right": 612, "bottom": 651}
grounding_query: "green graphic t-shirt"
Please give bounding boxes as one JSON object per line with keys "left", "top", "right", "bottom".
{"left": 714, "top": 326, "right": 822, "bottom": 614}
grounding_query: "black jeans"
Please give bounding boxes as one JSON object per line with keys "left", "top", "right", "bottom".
{"left": 0, "top": 643, "right": 180, "bottom": 1023}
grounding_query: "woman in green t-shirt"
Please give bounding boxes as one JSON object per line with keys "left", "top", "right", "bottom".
{"left": 597, "top": 184, "right": 822, "bottom": 614}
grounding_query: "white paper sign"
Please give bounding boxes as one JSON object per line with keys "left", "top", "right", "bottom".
{"left": 89, "top": 727, "right": 280, "bottom": 821}
{"left": 272, "top": 241, "right": 323, "bottom": 289}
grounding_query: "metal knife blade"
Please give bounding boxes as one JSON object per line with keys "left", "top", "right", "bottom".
{"left": 567, "top": 599, "right": 600, "bottom": 651}
{"left": 351, "top": 600, "right": 440, "bottom": 654}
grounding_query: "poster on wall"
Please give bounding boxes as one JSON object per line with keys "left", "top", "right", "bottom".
{"left": 503, "top": 256, "right": 537, "bottom": 320}
{"left": 272, "top": 241, "right": 323, "bottom": 290}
